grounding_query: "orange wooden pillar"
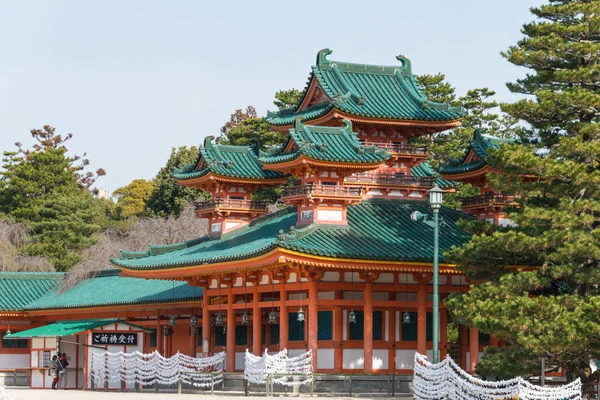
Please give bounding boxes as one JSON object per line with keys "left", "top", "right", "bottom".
{"left": 417, "top": 283, "right": 427, "bottom": 355}
{"left": 226, "top": 285, "right": 235, "bottom": 371}
{"left": 333, "top": 304, "right": 343, "bottom": 372}
{"left": 279, "top": 284, "right": 288, "bottom": 350}
{"left": 469, "top": 328, "right": 479, "bottom": 373}
{"left": 440, "top": 308, "right": 448, "bottom": 360}
{"left": 202, "top": 286, "right": 211, "bottom": 355}
{"left": 252, "top": 283, "right": 261, "bottom": 356}
{"left": 458, "top": 325, "right": 468, "bottom": 370}
{"left": 308, "top": 279, "right": 318, "bottom": 371}
{"left": 364, "top": 281, "right": 373, "bottom": 373}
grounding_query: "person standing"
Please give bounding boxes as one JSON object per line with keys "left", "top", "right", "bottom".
{"left": 58, "top": 352, "right": 69, "bottom": 389}
{"left": 50, "top": 354, "right": 60, "bottom": 390}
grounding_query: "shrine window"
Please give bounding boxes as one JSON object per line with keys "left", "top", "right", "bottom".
{"left": 321, "top": 181, "right": 337, "bottom": 186}
{"left": 318, "top": 311, "right": 333, "bottom": 340}
{"left": 196, "top": 328, "right": 204, "bottom": 347}
{"left": 401, "top": 312, "right": 418, "bottom": 341}
{"left": 149, "top": 330, "right": 157, "bottom": 347}
{"left": 269, "top": 324, "right": 280, "bottom": 345}
{"left": 288, "top": 313, "right": 305, "bottom": 341}
{"left": 1, "top": 332, "right": 28, "bottom": 349}
{"left": 214, "top": 326, "right": 226, "bottom": 346}
{"left": 479, "top": 333, "right": 490, "bottom": 346}
{"left": 348, "top": 311, "right": 383, "bottom": 340}
{"left": 229, "top": 196, "right": 244, "bottom": 200}
{"left": 235, "top": 326, "right": 248, "bottom": 346}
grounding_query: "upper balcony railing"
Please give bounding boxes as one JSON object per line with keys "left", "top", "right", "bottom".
{"left": 193, "top": 199, "right": 269, "bottom": 213}
{"left": 461, "top": 193, "right": 517, "bottom": 207}
{"left": 361, "top": 141, "right": 428, "bottom": 156}
{"left": 282, "top": 184, "right": 362, "bottom": 199}
{"left": 345, "top": 173, "right": 434, "bottom": 187}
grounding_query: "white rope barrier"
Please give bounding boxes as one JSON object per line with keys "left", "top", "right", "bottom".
{"left": 244, "top": 348, "right": 313, "bottom": 388}
{"left": 91, "top": 350, "right": 225, "bottom": 388}
{"left": 413, "top": 353, "right": 582, "bottom": 400}
{"left": 0, "top": 387, "right": 13, "bottom": 400}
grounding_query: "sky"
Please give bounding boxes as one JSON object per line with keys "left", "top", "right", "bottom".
{"left": 0, "top": 0, "right": 545, "bottom": 193}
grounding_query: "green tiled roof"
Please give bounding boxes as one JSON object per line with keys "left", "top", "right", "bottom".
{"left": 440, "top": 129, "right": 517, "bottom": 175}
{"left": 5, "top": 319, "right": 150, "bottom": 339}
{"left": 24, "top": 269, "right": 202, "bottom": 310}
{"left": 260, "top": 119, "right": 390, "bottom": 165}
{"left": 0, "top": 272, "right": 63, "bottom": 312}
{"left": 173, "top": 136, "right": 284, "bottom": 181}
{"left": 112, "top": 200, "right": 472, "bottom": 271}
{"left": 266, "top": 49, "right": 466, "bottom": 126}
{"left": 411, "top": 161, "right": 457, "bottom": 189}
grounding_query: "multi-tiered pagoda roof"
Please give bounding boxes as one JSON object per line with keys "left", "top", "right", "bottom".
{"left": 260, "top": 119, "right": 389, "bottom": 170}
{"left": 173, "top": 136, "right": 286, "bottom": 186}
{"left": 111, "top": 200, "right": 471, "bottom": 277}
{"left": 440, "top": 129, "right": 517, "bottom": 178}
{"left": 266, "top": 49, "right": 465, "bottom": 129}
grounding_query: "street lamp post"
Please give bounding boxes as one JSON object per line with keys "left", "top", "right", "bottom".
{"left": 428, "top": 184, "right": 444, "bottom": 364}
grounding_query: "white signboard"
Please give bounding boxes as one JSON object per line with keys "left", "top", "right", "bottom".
{"left": 317, "top": 210, "right": 343, "bottom": 221}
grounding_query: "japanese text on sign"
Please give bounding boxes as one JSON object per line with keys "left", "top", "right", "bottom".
{"left": 92, "top": 332, "right": 137, "bottom": 346}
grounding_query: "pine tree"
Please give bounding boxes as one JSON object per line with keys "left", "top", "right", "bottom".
{"left": 0, "top": 126, "right": 108, "bottom": 271}
{"left": 146, "top": 146, "right": 207, "bottom": 217}
{"left": 446, "top": 0, "right": 600, "bottom": 378}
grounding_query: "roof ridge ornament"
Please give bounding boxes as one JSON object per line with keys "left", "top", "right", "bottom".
{"left": 396, "top": 55, "right": 412, "bottom": 75}
{"left": 317, "top": 48, "right": 333, "bottom": 66}
{"left": 203, "top": 135, "right": 215, "bottom": 149}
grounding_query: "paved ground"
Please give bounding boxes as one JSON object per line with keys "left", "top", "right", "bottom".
{"left": 3, "top": 388, "right": 413, "bottom": 400}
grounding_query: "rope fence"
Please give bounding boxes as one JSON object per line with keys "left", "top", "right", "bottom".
{"left": 90, "top": 350, "right": 225, "bottom": 390}
{"left": 413, "top": 352, "right": 582, "bottom": 400}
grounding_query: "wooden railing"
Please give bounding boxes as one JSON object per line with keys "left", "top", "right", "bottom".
{"left": 461, "top": 193, "right": 516, "bottom": 207}
{"left": 282, "top": 185, "right": 362, "bottom": 198}
{"left": 345, "top": 173, "right": 434, "bottom": 187}
{"left": 361, "top": 141, "right": 427, "bottom": 155}
{"left": 193, "top": 199, "right": 269, "bottom": 212}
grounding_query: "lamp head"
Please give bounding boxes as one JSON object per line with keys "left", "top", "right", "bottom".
{"left": 190, "top": 316, "right": 197, "bottom": 328}
{"left": 403, "top": 311, "right": 412, "bottom": 325}
{"left": 215, "top": 314, "right": 223, "bottom": 326}
{"left": 241, "top": 311, "right": 249, "bottom": 325}
{"left": 349, "top": 309, "right": 357, "bottom": 324}
{"left": 268, "top": 311, "right": 277, "bottom": 324}
{"left": 297, "top": 308, "right": 305, "bottom": 322}
{"left": 428, "top": 184, "right": 444, "bottom": 209}
{"left": 169, "top": 316, "right": 176, "bottom": 327}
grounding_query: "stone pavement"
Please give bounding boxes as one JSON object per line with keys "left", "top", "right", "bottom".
{"left": 3, "top": 387, "right": 413, "bottom": 400}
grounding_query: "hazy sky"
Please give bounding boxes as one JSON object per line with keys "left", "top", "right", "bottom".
{"left": 0, "top": 0, "right": 545, "bottom": 193}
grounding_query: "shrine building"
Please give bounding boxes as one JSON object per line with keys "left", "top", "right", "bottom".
{"left": 0, "top": 49, "right": 520, "bottom": 388}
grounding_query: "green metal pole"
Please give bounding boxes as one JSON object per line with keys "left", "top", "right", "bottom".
{"left": 433, "top": 209, "right": 440, "bottom": 364}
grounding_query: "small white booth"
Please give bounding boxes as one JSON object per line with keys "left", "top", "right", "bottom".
{"left": 4, "top": 318, "right": 148, "bottom": 389}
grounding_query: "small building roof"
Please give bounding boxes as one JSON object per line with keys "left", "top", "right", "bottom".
{"left": 23, "top": 269, "right": 202, "bottom": 311}
{"left": 112, "top": 200, "right": 473, "bottom": 272}
{"left": 260, "top": 119, "right": 390, "bottom": 166}
{"left": 173, "top": 136, "right": 284, "bottom": 182}
{"left": 5, "top": 319, "right": 150, "bottom": 339}
{"left": 0, "top": 272, "right": 63, "bottom": 312}
{"left": 439, "top": 129, "right": 518, "bottom": 176}
{"left": 411, "top": 161, "right": 457, "bottom": 189}
{"left": 266, "top": 49, "right": 466, "bottom": 126}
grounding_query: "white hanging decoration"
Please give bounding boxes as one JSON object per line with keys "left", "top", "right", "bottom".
{"left": 1, "top": 386, "right": 14, "bottom": 400}
{"left": 91, "top": 350, "right": 225, "bottom": 388}
{"left": 413, "top": 352, "right": 582, "bottom": 400}
{"left": 244, "top": 348, "right": 313, "bottom": 388}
